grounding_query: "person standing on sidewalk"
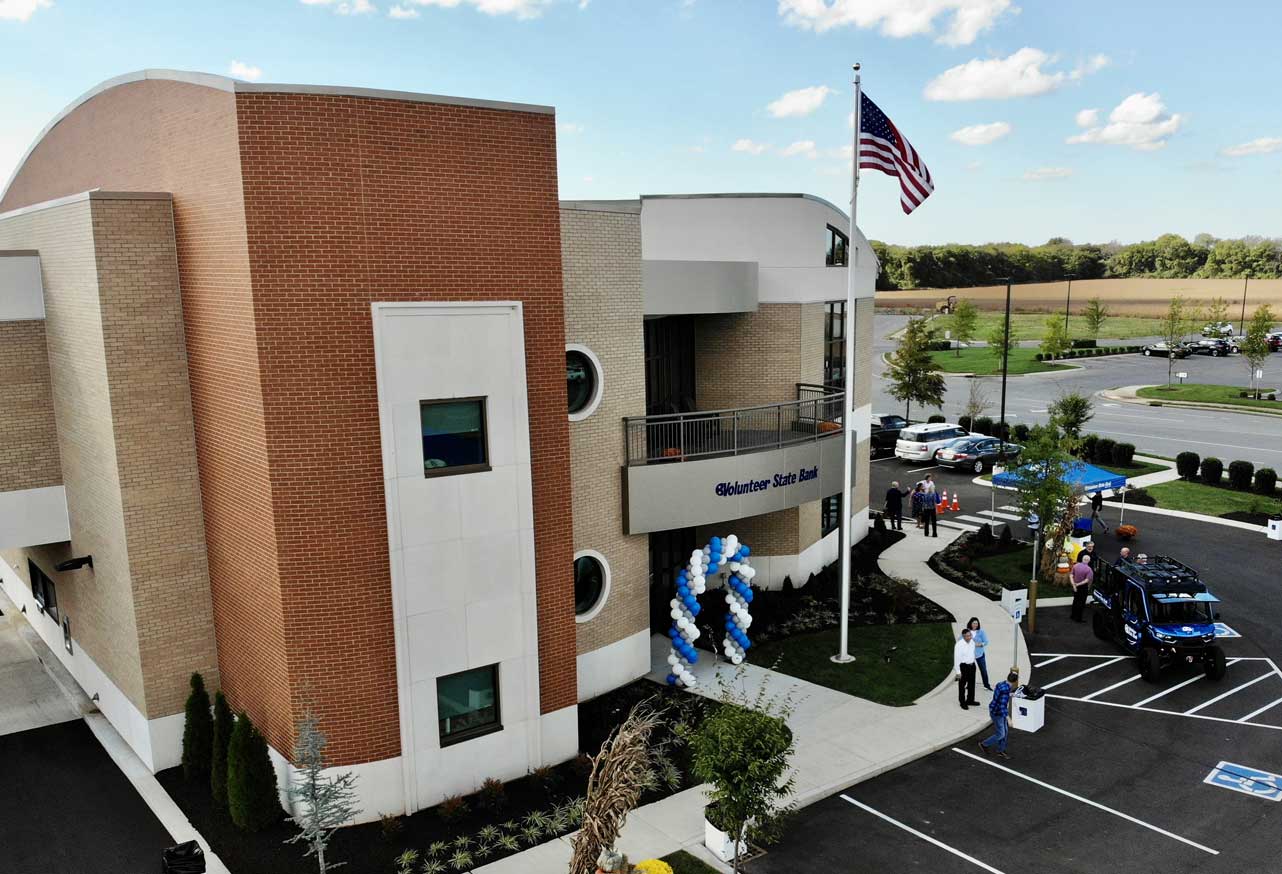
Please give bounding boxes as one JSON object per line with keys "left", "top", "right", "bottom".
{"left": 1077, "top": 540, "right": 1097, "bottom": 571}
{"left": 954, "top": 628, "right": 978, "bottom": 709}
{"left": 1090, "top": 490, "right": 1109, "bottom": 532}
{"left": 980, "top": 670, "right": 1017, "bottom": 759}
{"left": 967, "top": 617, "right": 991, "bottom": 690}
{"left": 1070, "top": 555, "right": 1094, "bottom": 623}
{"left": 884, "top": 481, "right": 908, "bottom": 531}
{"left": 911, "top": 483, "right": 926, "bottom": 529}
{"left": 921, "top": 487, "right": 940, "bottom": 537}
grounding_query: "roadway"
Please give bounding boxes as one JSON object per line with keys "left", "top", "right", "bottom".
{"left": 873, "top": 314, "right": 1282, "bottom": 469}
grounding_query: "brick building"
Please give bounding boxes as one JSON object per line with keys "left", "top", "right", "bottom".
{"left": 0, "top": 70, "right": 876, "bottom": 820}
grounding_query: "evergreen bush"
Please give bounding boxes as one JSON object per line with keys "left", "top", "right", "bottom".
{"left": 973, "top": 416, "right": 993, "bottom": 435}
{"left": 1229, "top": 460, "right": 1255, "bottom": 491}
{"left": 227, "top": 713, "right": 281, "bottom": 832}
{"left": 1035, "top": 353, "right": 1044, "bottom": 361}
{"left": 1112, "top": 443, "right": 1136, "bottom": 467}
{"left": 1012, "top": 424, "right": 1030, "bottom": 442}
{"left": 182, "top": 673, "right": 213, "bottom": 781}
{"left": 1200, "top": 457, "right": 1223, "bottom": 485}
{"left": 958, "top": 415, "right": 973, "bottom": 431}
{"left": 1175, "top": 452, "right": 1200, "bottom": 480}
{"left": 1080, "top": 434, "right": 1098, "bottom": 461}
{"left": 1254, "top": 468, "right": 1277, "bottom": 495}
{"left": 1095, "top": 438, "right": 1116, "bottom": 466}
{"left": 211, "top": 691, "right": 233, "bottom": 809}
{"left": 999, "top": 525, "right": 1013, "bottom": 547}
{"left": 927, "top": 414, "right": 945, "bottom": 423}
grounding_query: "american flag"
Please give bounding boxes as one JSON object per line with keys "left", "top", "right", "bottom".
{"left": 859, "top": 92, "right": 934, "bottom": 214}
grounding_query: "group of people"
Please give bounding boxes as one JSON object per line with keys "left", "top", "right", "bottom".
{"left": 952, "top": 617, "right": 1018, "bottom": 758}
{"left": 884, "top": 474, "right": 940, "bottom": 537}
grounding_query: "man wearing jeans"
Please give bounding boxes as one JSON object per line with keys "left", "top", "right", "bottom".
{"left": 980, "top": 671, "right": 1017, "bottom": 759}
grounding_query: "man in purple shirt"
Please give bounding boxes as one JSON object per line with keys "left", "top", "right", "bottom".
{"left": 1070, "top": 555, "right": 1094, "bottom": 623}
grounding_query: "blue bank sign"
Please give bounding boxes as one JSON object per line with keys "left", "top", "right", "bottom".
{"left": 715, "top": 466, "right": 819, "bottom": 497}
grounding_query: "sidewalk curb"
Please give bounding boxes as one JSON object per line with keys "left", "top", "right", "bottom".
{"left": 1101, "top": 385, "right": 1282, "bottom": 419}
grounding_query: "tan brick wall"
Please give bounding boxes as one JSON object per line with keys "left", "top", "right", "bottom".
{"left": 800, "top": 302, "right": 826, "bottom": 388}
{"left": 0, "top": 319, "right": 60, "bottom": 492}
{"left": 854, "top": 296, "right": 875, "bottom": 411}
{"left": 694, "top": 304, "right": 802, "bottom": 409}
{"left": 0, "top": 197, "right": 145, "bottom": 711}
{"left": 560, "top": 207, "right": 650, "bottom": 656}
{"left": 698, "top": 508, "right": 799, "bottom": 557}
{"left": 91, "top": 197, "right": 219, "bottom": 717}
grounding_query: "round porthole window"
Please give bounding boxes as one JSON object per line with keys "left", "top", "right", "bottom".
{"left": 566, "top": 345, "right": 604, "bottom": 421}
{"left": 573, "top": 550, "right": 610, "bottom": 622}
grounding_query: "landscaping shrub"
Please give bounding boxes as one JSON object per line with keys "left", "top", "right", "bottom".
{"left": 1255, "top": 468, "right": 1278, "bottom": 495}
{"left": 975, "top": 523, "right": 995, "bottom": 550}
{"left": 927, "top": 340, "right": 952, "bottom": 351}
{"left": 1200, "top": 457, "right": 1224, "bottom": 485}
{"left": 1229, "top": 460, "right": 1255, "bottom": 491}
{"left": 227, "top": 713, "right": 280, "bottom": 832}
{"left": 927, "top": 414, "right": 945, "bottom": 423}
{"left": 999, "top": 524, "right": 1013, "bottom": 547}
{"left": 438, "top": 794, "right": 470, "bottom": 824}
{"left": 1080, "top": 433, "right": 1098, "bottom": 461}
{"left": 1095, "top": 438, "right": 1116, "bottom": 465}
{"left": 1095, "top": 348, "right": 1105, "bottom": 356}
{"left": 993, "top": 421, "right": 1010, "bottom": 440}
{"left": 958, "top": 415, "right": 973, "bottom": 431}
{"left": 182, "top": 673, "right": 212, "bottom": 781}
{"left": 1120, "top": 488, "right": 1157, "bottom": 507}
{"left": 1035, "top": 352, "right": 1045, "bottom": 361}
{"left": 1012, "top": 423, "right": 1030, "bottom": 442}
{"left": 210, "top": 691, "right": 233, "bottom": 809}
{"left": 973, "top": 416, "right": 993, "bottom": 435}
{"left": 479, "top": 777, "right": 507, "bottom": 813}
{"left": 1071, "top": 338, "right": 1096, "bottom": 348}
{"left": 1175, "top": 451, "right": 1200, "bottom": 480}
{"left": 1239, "top": 391, "right": 1249, "bottom": 398}
{"left": 1111, "top": 442, "right": 1136, "bottom": 467}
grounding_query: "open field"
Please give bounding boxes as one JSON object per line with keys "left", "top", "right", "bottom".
{"left": 932, "top": 311, "right": 1163, "bottom": 341}
{"left": 1137, "top": 382, "right": 1282, "bottom": 413}
{"left": 876, "top": 277, "right": 1282, "bottom": 318}
{"left": 926, "top": 346, "right": 1071, "bottom": 375}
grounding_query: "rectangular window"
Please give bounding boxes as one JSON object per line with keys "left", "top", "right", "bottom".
{"left": 825, "top": 225, "right": 849, "bottom": 267}
{"left": 437, "top": 664, "right": 501, "bottom": 745}
{"left": 29, "top": 560, "right": 57, "bottom": 623}
{"left": 824, "top": 300, "right": 847, "bottom": 387}
{"left": 821, "top": 494, "right": 841, "bottom": 536}
{"left": 62, "top": 615, "right": 73, "bottom": 655}
{"left": 421, "top": 398, "right": 490, "bottom": 477}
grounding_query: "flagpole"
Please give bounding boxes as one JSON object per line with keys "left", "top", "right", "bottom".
{"left": 833, "top": 62, "right": 861, "bottom": 665}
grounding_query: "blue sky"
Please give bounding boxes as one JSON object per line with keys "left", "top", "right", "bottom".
{"left": 1, "top": 0, "right": 1279, "bottom": 245}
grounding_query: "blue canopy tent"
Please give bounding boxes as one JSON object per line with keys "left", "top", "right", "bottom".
{"left": 992, "top": 460, "right": 1126, "bottom": 493}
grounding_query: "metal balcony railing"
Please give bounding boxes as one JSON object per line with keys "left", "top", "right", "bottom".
{"left": 623, "top": 384, "right": 846, "bottom": 466}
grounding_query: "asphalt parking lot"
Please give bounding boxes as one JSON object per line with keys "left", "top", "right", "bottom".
{"left": 749, "top": 608, "right": 1282, "bottom": 874}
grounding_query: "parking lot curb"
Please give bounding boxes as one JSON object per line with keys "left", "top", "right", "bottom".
{"left": 1101, "top": 386, "right": 1282, "bottom": 419}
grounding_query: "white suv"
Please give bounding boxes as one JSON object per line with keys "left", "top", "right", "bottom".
{"left": 895, "top": 422, "right": 971, "bottom": 462}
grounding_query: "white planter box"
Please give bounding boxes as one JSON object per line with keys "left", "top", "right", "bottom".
{"left": 704, "top": 816, "right": 747, "bottom": 863}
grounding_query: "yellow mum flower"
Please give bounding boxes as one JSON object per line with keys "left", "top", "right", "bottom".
{"left": 633, "top": 861, "right": 674, "bottom": 874}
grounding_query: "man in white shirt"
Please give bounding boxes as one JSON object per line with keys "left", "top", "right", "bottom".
{"left": 954, "top": 628, "right": 978, "bottom": 709}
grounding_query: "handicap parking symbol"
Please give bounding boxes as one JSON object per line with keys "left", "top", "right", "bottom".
{"left": 1214, "top": 622, "right": 1241, "bottom": 638}
{"left": 1204, "top": 762, "right": 1282, "bottom": 801}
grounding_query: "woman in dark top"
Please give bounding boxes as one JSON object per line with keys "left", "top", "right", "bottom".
{"left": 884, "top": 481, "right": 908, "bottom": 530}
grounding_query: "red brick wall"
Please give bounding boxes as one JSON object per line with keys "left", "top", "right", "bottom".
{"left": 0, "top": 80, "right": 293, "bottom": 742}
{"left": 233, "top": 92, "right": 575, "bottom": 764}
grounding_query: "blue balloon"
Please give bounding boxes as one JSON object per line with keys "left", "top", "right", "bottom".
{"left": 744, "top": 589, "right": 754, "bottom": 603}
{"left": 689, "top": 651, "right": 699, "bottom": 663}
{"left": 666, "top": 673, "right": 678, "bottom": 686}
{"left": 691, "top": 604, "right": 701, "bottom": 616}
{"left": 741, "top": 545, "right": 751, "bottom": 556}
{"left": 711, "top": 536, "right": 721, "bottom": 548}
{"left": 669, "top": 628, "right": 680, "bottom": 639}
{"left": 742, "top": 639, "right": 751, "bottom": 650}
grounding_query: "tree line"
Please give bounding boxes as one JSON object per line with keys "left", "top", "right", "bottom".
{"left": 871, "top": 233, "right": 1282, "bottom": 290}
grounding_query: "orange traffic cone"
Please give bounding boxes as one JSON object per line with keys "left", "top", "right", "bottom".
{"left": 951, "top": 494, "right": 960, "bottom": 512}
{"left": 938, "top": 490, "right": 948, "bottom": 513}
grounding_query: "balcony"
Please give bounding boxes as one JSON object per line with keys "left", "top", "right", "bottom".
{"left": 621, "top": 385, "right": 853, "bottom": 534}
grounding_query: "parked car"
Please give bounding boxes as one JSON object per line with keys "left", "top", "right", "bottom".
{"left": 1191, "top": 338, "right": 1233, "bottom": 357}
{"left": 935, "top": 436, "right": 1023, "bottom": 473}
{"left": 894, "top": 422, "right": 970, "bottom": 462}
{"left": 1141, "top": 342, "right": 1189, "bottom": 358}
{"left": 1201, "top": 321, "right": 1234, "bottom": 337}
{"left": 1091, "top": 554, "right": 1226, "bottom": 682}
{"left": 870, "top": 413, "right": 910, "bottom": 456}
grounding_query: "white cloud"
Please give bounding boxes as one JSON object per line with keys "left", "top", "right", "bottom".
{"left": 1222, "top": 137, "right": 1282, "bottom": 157}
{"left": 1067, "top": 92, "right": 1183, "bottom": 151}
{"left": 0, "top": 0, "right": 51, "bottom": 22}
{"left": 1074, "top": 108, "right": 1099, "bottom": 128}
{"left": 302, "top": 0, "right": 378, "bottom": 13}
{"left": 405, "top": 0, "right": 551, "bottom": 17}
{"left": 925, "top": 47, "right": 1071, "bottom": 101}
{"left": 766, "top": 85, "right": 834, "bottom": 119}
{"left": 781, "top": 139, "right": 819, "bottom": 158}
{"left": 389, "top": 4, "right": 420, "bottom": 16}
{"left": 1024, "top": 166, "right": 1072, "bottom": 180}
{"left": 582, "top": 175, "right": 594, "bottom": 183}
{"left": 778, "top": 0, "right": 1014, "bottom": 46}
{"left": 228, "top": 60, "right": 263, "bottom": 81}
{"left": 1070, "top": 53, "right": 1111, "bottom": 79}
{"left": 731, "top": 138, "right": 770, "bottom": 155}
{"left": 949, "top": 121, "right": 1012, "bottom": 145}
{"left": 558, "top": 122, "right": 585, "bottom": 134}
{"left": 965, "top": 160, "right": 983, "bottom": 171}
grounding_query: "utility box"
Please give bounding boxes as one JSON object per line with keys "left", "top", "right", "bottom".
{"left": 1001, "top": 587, "right": 1028, "bottom": 618}
{"left": 1269, "top": 516, "right": 1282, "bottom": 542}
{"left": 1011, "top": 687, "right": 1045, "bottom": 732}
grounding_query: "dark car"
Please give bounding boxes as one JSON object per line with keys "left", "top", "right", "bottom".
{"left": 870, "top": 413, "right": 910, "bottom": 456}
{"left": 935, "top": 436, "right": 1022, "bottom": 473}
{"left": 1142, "top": 342, "right": 1189, "bottom": 359}
{"left": 1192, "top": 338, "right": 1232, "bottom": 357}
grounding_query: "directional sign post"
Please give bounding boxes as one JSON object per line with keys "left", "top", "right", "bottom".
{"left": 1026, "top": 512, "right": 1041, "bottom": 633}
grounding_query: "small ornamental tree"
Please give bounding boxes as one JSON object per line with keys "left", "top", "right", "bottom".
{"left": 986, "top": 322, "right": 1017, "bottom": 368}
{"left": 962, "top": 378, "right": 991, "bottom": 425}
{"left": 1082, "top": 297, "right": 1108, "bottom": 340}
{"left": 286, "top": 710, "right": 362, "bottom": 873}
{"left": 228, "top": 712, "right": 282, "bottom": 832}
{"left": 1160, "top": 296, "right": 1190, "bottom": 386}
{"left": 950, "top": 298, "right": 979, "bottom": 357}
{"left": 1205, "top": 295, "right": 1231, "bottom": 331}
{"left": 182, "top": 673, "right": 213, "bottom": 781}
{"left": 1048, "top": 392, "right": 1093, "bottom": 451}
{"left": 1241, "top": 304, "right": 1275, "bottom": 399}
{"left": 1040, "top": 315, "right": 1071, "bottom": 361}
{"left": 211, "top": 691, "right": 234, "bottom": 809}
{"left": 681, "top": 670, "right": 797, "bottom": 874}
{"left": 1010, "top": 425, "right": 1081, "bottom": 582}
{"left": 886, "top": 316, "right": 946, "bottom": 420}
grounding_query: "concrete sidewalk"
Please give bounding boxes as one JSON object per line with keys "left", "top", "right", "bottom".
{"left": 476, "top": 528, "right": 1031, "bottom": 872}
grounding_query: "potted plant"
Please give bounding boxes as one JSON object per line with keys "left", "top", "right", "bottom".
{"left": 1116, "top": 523, "right": 1138, "bottom": 540}
{"left": 703, "top": 803, "right": 747, "bottom": 864}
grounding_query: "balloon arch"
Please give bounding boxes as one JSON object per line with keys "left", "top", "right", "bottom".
{"left": 664, "top": 534, "right": 754, "bottom": 689}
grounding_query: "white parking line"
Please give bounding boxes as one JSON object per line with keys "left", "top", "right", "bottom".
{"left": 1081, "top": 673, "right": 1145, "bottom": 701}
{"left": 954, "top": 514, "right": 997, "bottom": 525}
{"left": 976, "top": 510, "right": 1021, "bottom": 521}
{"left": 998, "top": 504, "right": 1021, "bottom": 512}
{"left": 939, "top": 520, "right": 980, "bottom": 532}
{"left": 950, "top": 748, "right": 1219, "bottom": 856}
{"left": 1031, "top": 653, "right": 1121, "bottom": 659}
{"left": 1034, "top": 655, "right": 1069, "bottom": 669}
{"left": 1046, "top": 693, "right": 1282, "bottom": 732}
{"left": 1185, "top": 671, "right": 1278, "bottom": 715}
{"left": 1239, "top": 696, "right": 1282, "bottom": 723}
{"left": 840, "top": 795, "right": 1008, "bottom": 873}
{"left": 1041, "top": 656, "right": 1127, "bottom": 690}
{"left": 907, "top": 465, "right": 939, "bottom": 473}
{"left": 1133, "top": 673, "right": 1214, "bottom": 707}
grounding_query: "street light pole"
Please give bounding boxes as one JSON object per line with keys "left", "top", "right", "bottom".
{"left": 998, "top": 277, "right": 1013, "bottom": 444}
{"left": 1064, "top": 273, "right": 1075, "bottom": 333}
{"left": 1240, "top": 274, "right": 1250, "bottom": 336}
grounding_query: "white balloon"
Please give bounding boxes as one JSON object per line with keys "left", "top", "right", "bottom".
{"left": 729, "top": 562, "right": 741, "bottom": 572}
{"left": 670, "top": 608, "right": 680, "bottom": 619}
{"left": 731, "top": 653, "right": 743, "bottom": 665}
{"left": 669, "top": 599, "right": 679, "bottom": 610}
{"left": 703, "top": 546, "right": 712, "bottom": 555}
{"left": 725, "top": 594, "right": 734, "bottom": 604}
{"left": 667, "top": 654, "right": 678, "bottom": 666}
{"left": 742, "top": 615, "right": 753, "bottom": 627}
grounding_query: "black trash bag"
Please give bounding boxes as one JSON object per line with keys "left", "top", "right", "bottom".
{"left": 161, "top": 840, "right": 206, "bottom": 874}
{"left": 1019, "top": 686, "right": 1046, "bottom": 700}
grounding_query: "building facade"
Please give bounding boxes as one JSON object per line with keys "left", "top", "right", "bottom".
{"left": 0, "top": 70, "right": 875, "bottom": 821}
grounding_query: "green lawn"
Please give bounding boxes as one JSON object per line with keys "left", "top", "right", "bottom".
{"left": 932, "top": 311, "right": 1165, "bottom": 342}
{"left": 747, "top": 622, "right": 954, "bottom": 707}
{"left": 663, "top": 851, "right": 721, "bottom": 874}
{"left": 1136, "top": 383, "right": 1282, "bottom": 414}
{"left": 973, "top": 546, "right": 1074, "bottom": 599}
{"left": 928, "top": 347, "right": 1072, "bottom": 375}
{"left": 1143, "top": 479, "right": 1282, "bottom": 518}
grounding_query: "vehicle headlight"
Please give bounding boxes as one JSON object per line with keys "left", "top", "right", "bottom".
{"left": 1154, "top": 631, "right": 1175, "bottom": 642}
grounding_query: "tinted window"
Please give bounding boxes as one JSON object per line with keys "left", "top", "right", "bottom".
{"left": 1126, "top": 585, "right": 1144, "bottom": 617}
{"left": 574, "top": 555, "right": 606, "bottom": 616}
{"left": 421, "top": 398, "right": 489, "bottom": 476}
{"left": 884, "top": 416, "right": 907, "bottom": 428}
{"left": 901, "top": 429, "right": 924, "bottom": 442}
{"left": 566, "top": 350, "right": 597, "bottom": 415}
{"left": 437, "top": 664, "right": 501, "bottom": 745}
{"left": 29, "top": 560, "right": 57, "bottom": 623}
{"left": 825, "top": 225, "right": 849, "bottom": 267}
